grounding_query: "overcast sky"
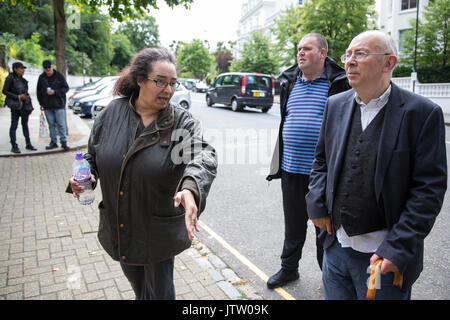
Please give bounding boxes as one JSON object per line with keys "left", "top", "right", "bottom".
{"left": 153, "top": 0, "right": 243, "bottom": 50}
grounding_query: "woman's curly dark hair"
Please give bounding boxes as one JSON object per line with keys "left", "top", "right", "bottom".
{"left": 114, "top": 47, "right": 177, "bottom": 97}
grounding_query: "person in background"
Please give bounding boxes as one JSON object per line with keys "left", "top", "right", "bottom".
{"left": 306, "top": 30, "right": 447, "bottom": 299}
{"left": 36, "top": 60, "right": 70, "bottom": 151}
{"left": 266, "top": 33, "right": 350, "bottom": 289}
{"left": 68, "top": 48, "right": 217, "bottom": 300}
{"left": 2, "top": 62, "right": 36, "bottom": 154}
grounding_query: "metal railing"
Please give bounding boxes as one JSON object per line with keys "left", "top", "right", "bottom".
{"left": 392, "top": 77, "right": 450, "bottom": 97}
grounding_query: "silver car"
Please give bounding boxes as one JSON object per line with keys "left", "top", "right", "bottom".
{"left": 92, "top": 84, "right": 192, "bottom": 119}
{"left": 171, "top": 84, "right": 191, "bottom": 109}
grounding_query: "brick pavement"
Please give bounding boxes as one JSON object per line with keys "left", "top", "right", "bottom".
{"left": 0, "top": 152, "right": 262, "bottom": 300}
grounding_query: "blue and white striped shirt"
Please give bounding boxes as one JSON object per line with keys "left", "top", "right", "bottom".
{"left": 281, "top": 72, "right": 329, "bottom": 175}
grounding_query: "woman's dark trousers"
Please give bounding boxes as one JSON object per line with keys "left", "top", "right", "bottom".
{"left": 120, "top": 257, "right": 175, "bottom": 300}
{"left": 10, "top": 109, "right": 31, "bottom": 147}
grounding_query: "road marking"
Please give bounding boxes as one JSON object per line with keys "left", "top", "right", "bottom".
{"left": 198, "top": 220, "right": 296, "bottom": 300}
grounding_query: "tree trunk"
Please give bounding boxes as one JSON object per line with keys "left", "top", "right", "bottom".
{"left": 52, "top": 0, "right": 69, "bottom": 135}
{"left": 53, "top": 0, "right": 67, "bottom": 78}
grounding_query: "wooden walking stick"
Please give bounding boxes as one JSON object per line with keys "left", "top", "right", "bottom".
{"left": 366, "top": 258, "right": 403, "bottom": 300}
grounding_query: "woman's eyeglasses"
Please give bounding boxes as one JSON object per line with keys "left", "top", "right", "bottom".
{"left": 147, "top": 76, "right": 180, "bottom": 89}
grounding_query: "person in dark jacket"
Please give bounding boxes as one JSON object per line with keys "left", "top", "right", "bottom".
{"left": 68, "top": 48, "right": 217, "bottom": 300}
{"left": 306, "top": 30, "right": 446, "bottom": 299}
{"left": 2, "top": 62, "right": 36, "bottom": 153}
{"left": 266, "top": 33, "right": 350, "bottom": 289}
{"left": 36, "top": 60, "right": 70, "bottom": 151}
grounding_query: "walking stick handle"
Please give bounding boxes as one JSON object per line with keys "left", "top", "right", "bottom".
{"left": 366, "top": 258, "right": 403, "bottom": 300}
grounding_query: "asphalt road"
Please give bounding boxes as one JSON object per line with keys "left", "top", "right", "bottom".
{"left": 82, "top": 92, "right": 450, "bottom": 300}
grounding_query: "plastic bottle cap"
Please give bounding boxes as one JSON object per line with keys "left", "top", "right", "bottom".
{"left": 75, "top": 152, "right": 84, "bottom": 160}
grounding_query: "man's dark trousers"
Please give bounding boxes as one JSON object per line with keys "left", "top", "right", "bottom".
{"left": 281, "top": 170, "right": 323, "bottom": 271}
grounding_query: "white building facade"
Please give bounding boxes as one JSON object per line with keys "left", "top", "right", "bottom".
{"left": 378, "top": 0, "right": 432, "bottom": 53}
{"left": 235, "top": 0, "right": 433, "bottom": 58}
{"left": 235, "top": 0, "right": 305, "bottom": 59}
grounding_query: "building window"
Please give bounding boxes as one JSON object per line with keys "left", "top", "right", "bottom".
{"left": 299, "top": 0, "right": 303, "bottom": 5}
{"left": 401, "top": 0, "right": 417, "bottom": 10}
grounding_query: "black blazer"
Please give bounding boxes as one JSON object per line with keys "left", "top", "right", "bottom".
{"left": 306, "top": 82, "right": 447, "bottom": 290}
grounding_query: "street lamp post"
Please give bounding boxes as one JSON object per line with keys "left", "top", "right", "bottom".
{"left": 412, "top": 0, "right": 420, "bottom": 93}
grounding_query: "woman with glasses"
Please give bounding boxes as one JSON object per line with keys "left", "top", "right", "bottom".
{"left": 68, "top": 48, "right": 217, "bottom": 300}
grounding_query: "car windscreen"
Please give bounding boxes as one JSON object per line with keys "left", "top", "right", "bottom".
{"left": 246, "top": 75, "right": 272, "bottom": 89}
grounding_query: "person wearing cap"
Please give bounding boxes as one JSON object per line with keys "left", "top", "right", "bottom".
{"left": 36, "top": 60, "right": 70, "bottom": 151}
{"left": 2, "top": 62, "right": 36, "bottom": 153}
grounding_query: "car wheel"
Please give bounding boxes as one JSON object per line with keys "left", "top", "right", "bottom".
{"left": 180, "top": 101, "right": 189, "bottom": 109}
{"left": 261, "top": 107, "right": 270, "bottom": 113}
{"left": 206, "top": 95, "right": 213, "bottom": 107}
{"left": 231, "top": 99, "right": 242, "bottom": 112}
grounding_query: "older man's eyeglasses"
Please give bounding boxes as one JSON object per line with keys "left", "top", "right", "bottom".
{"left": 340, "top": 51, "right": 390, "bottom": 63}
{"left": 147, "top": 76, "right": 180, "bottom": 89}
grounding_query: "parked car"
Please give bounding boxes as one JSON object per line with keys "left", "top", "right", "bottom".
{"left": 194, "top": 81, "right": 208, "bottom": 93}
{"left": 205, "top": 72, "right": 274, "bottom": 112}
{"left": 92, "top": 95, "right": 117, "bottom": 119}
{"left": 180, "top": 79, "right": 197, "bottom": 92}
{"left": 73, "top": 80, "right": 116, "bottom": 117}
{"left": 92, "top": 83, "right": 191, "bottom": 119}
{"left": 172, "top": 83, "right": 191, "bottom": 109}
{"left": 68, "top": 76, "right": 118, "bottom": 109}
{"left": 73, "top": 77, "right": 103, "bottom": 92}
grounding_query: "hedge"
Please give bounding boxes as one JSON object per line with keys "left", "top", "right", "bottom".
{"left": 393, "top": 64, "right": 450, "bottom": 83}
{"left": 0, "top": 66, "right": 8, "bottom": 107}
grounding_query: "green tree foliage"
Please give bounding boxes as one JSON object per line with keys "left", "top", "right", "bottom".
{"left": 0, "top": 1, "right": 54, "bottom": 57}
{"left": 0, "top": 0, "right": 54, "bottom": 45}
{"left": 2, "top": 0, "right": 194, "bottom": 76}
{"left": 300, "top": 0, "right": 376, "bottom": 61}
{"left": 270, "top": 4, "right": 303, "bottom": 67}
{"left": 15, "top": 32, "right": 45, "bottom": 65}
{"left": 66, "top": 46, "right": 92, "bottom": 75}
{"left": 271, "top": 0, "right": 376, "bottom": 66}
{"left": 176, "top": 39, "right": 212, "bottom": 79}
{"left": 118, "top": 15, "right": 160, "bottom": 52}
{"left": 0, "top": 1, "right": 159, "bottom": 76}
{"left": 65, "top": 11, "right": 111, "bottom": 76}
{"left": 400, "top": 0, "right": 449, "bottom": 76}
{"left": 230, "top": 30, "right": 278, "bottom": 75}
{"left": 0, "top": 32, "right": 53, "bottom": 67}
{"left": 110, "top": 32, "right": 133, "bottom": 74}
{"left": 0, "top": 66, "right": 8, "bottom": 107}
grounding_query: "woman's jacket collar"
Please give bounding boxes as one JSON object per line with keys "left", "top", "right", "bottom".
{"left": 127, "top": 95, "right": 175, "bottom": 132}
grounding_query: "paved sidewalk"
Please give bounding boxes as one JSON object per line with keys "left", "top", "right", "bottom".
{"left": 0, "top": 97, "right": 262, "bottom": 300}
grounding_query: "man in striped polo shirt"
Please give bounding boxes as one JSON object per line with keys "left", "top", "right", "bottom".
{"left": 267, "top": 33, "right": 350, "bottom": 289}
